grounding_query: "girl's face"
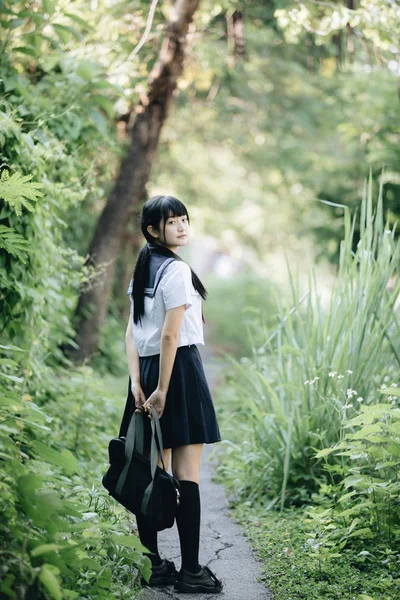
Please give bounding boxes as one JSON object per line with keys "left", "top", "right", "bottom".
{"left": 155, "top": 213, "right": 190, "bottom": 249}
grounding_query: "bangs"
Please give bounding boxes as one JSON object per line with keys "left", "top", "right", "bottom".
{"left": 161, "top": 196, "right": 189, "bottom": 222}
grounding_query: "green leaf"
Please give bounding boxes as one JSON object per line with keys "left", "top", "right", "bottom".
{"left": 17, "top": 473, "right": 43, "bottom": 500}
{"left": 0, "top": 573, "right": 16, "bottom": 598}
{"left": 52, "top": 23, "right": 83, "bottom": 43}
{"left": 8, "top": 19, "right": 26, "bottom": 30}
{"left": 14, "top": 46, "right": 37, "bottom": 57}
{"left": 349, "top": 423, "right": 383, "bottom": 439}
{"left": 43, "top": 0, "right": 57, "bottom": 15}
{"left": 0, "top": 358, "right": 18, "bottom": 368}
{"left": 0, "top": 170, "right": 44, "bottom": 216}
{"left": 343, "top": 475, "right": 366, "bottom": 489}
{"left": 338, "top": 490, "right": 357, "bottom": 503}
{"left": 0, "top": 225, "right": 30, "bottom": 262}
{"left": 0, "top": 372, "right": 23, "bottom": 382}
{"left": 63, "top": 590, "right": 80, "bottom": 599}
{"left": 91, "top": 95, "right": 115, "bottom": 119}
{"left": 76, "top": 61, "right": 102, "bottom": 81}
{"left": 80, "top": 557, "right": 102, "bottom": 571}
{"left": 65, "top": 12, "right": 93, "bottom": 30}
{"left": 87, "top": 108, "right": 107, "bottom": 134}
{"left": 141, "top": 556, "right": 152, "bottom": 583}
{"left": 92, "top": 80, "right": 125, "bottom": 94}
{"left": 18, "top": 11, "right": 46, "bottom": 22}
{"left": 31, "top": 441, "right": 79, "bottom": 474}
{"left": 39, "top": 564, "right": 62, "bottom": 600}
{"left": 381, "top": 387, "right": 400, "bottom": 397}
{"left": 110, "top": 533, "right": 149, "bottom": 552}
{"left": 31, "top": 543, "right": 59, "bottom": 557}
{"left": 0, "top": 343, "right": 25, "bottom": 352}
{"left": 346, "top": 527, "right": 372, "bottom": 539}
{"left": 313, "top": 446, "right": 335, "bottom": 459}
{"left": 0, "top": 395, "right": 22, "bottom": 407}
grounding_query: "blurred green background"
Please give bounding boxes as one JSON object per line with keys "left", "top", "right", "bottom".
{"left": 1, "top": 1, "right": 399, "bottom": 599}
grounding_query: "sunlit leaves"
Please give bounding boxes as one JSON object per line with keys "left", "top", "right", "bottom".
{"left": 0, "top": 170, "right": 44, "bottom": 216}
{"left": 39, "top": 564, "right": 62, "bottom": 600}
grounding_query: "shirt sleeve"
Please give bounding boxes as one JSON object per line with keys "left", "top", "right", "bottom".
{"left": 126, "top": 277, "right": 133, "bottom": 297}
{"left": 161, "top": 261, "right": 193, "bottom": 311}
{"left": 126, "top": 278, "right": 134, "bottom": 316}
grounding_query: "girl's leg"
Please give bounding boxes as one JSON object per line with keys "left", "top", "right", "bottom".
{"left": 135, "top": 447, "right": 171, "bottom": 565}
{"left": 172, "top": 444, "right": 204, "bottom": 573}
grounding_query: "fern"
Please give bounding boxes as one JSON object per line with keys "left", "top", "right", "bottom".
{"left": 0, "top": 169, "right": 44, "bottom": 216}
{"left": 0, "top": 225, "right": 30, "bottom": 263}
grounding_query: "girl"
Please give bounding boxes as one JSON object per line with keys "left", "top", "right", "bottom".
{"left": 120, "top": 195, "right": 223, "bottom": 594}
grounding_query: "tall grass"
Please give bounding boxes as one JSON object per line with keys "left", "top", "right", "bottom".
{"left": 215, "top": 174, "right": 400, "bottom": 511}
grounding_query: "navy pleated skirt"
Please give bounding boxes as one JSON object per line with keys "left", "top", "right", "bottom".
{"left": 118, "top": 344, "right": 222, "bottom": 450}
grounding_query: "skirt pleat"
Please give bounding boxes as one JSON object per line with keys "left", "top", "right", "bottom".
{"left": 118, "top": 344, "right": 221, "bottom": 450}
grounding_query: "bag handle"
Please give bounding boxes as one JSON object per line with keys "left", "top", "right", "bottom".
{"left": 141, "top": 405, "right": 171, "bottom": 514}
{"left": 115, "top": 405, "right": 169, "bottom": 504}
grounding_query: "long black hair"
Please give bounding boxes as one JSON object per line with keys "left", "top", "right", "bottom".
{"left": 131, "top": 195, "right": 208, "bottom": 325}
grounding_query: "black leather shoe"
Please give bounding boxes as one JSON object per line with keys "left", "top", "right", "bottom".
{"left": 141, "top": 559, "right": 178, "bottom": 587}
{"left": 174, "top": 565, "right": 223, "bottom": 593}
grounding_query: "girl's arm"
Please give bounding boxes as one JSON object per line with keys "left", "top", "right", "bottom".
{"left": 125, "top": 314, "right": 146, "bottom": 410}
{"left": 125, "top": 314, "right": 141, "bottom": 384}
{"left": 158, "top": 304, "right": 187, "bottom": 392}
{"left": 142, "top": 304, "right": 186, "bottom": 417}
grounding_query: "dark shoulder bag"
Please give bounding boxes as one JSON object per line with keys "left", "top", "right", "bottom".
{"left": 102, "top": 405, "right": 180, "bottom": 531}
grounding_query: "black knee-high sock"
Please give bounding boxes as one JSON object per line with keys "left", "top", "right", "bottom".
{"left": 176, "top": 480, "right": 201, "bottom": 573}
{"left": 135, "top": 513, "right": 162, "bottom": 566}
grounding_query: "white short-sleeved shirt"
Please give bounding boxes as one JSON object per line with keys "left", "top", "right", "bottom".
{"left": 126, "top": 260, "right": 205, "bottom": 357}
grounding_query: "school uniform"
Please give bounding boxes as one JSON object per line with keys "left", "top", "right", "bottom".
{"left": 119, "top": 247, "right": 222, "bottom": 450}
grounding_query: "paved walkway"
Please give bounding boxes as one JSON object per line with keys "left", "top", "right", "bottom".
{"left": 140, "top": 346, "right": 271, "bottom": 600}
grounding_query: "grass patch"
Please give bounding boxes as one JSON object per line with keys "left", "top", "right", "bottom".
{"left": 230, "top": 502, "right": 400, "bottom": 600}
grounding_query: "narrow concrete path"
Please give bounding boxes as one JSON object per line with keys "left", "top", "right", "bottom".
{"left": 139, "top": 346, "right": 271, "bottom": 600}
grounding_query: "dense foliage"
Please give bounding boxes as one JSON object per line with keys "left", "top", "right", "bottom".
{"left": 214, "top": 180, "right": 400, "bottom": 595}
{"left": 0, "top": 2, "right": 153, "bottom": 597}
{"left": 231, "top": 502, "right": 400, "bottom": 600}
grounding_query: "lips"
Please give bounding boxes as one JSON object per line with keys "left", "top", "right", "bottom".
{"left": 178, "top": 235, "right": 187, "bottom": 238}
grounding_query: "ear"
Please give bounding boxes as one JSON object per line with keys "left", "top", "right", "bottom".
{"left": 147, "top": 224, "right": 159, "bottom": 239}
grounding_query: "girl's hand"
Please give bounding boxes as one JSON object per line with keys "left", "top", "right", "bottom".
{"left": 142, "top": 388, "right": 167, "bottom": 419}
{"left": 131, "top": 381, "right": 147, "bottom": 413}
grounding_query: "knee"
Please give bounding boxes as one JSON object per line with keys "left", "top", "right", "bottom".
{"left": 172, "top": 465, "right": 200, "bottom": 483}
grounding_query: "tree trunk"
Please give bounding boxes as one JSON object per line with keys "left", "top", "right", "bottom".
{"left": 226, "top": 10, "right": 246, "bottom": 67}
{"left": 68, "top": 0, "right": 201, "bottom": 363}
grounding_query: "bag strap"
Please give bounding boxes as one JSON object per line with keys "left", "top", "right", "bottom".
{"left": 141, "top": 405, "right": 170, "bottom": 514}
{"left": 115, "top": 405, "right": 170, "bottom": 509}
{"left": 115, "top": 410, "right": 144, "bottom": 495}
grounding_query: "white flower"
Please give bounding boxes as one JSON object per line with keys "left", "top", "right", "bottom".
{"left": 381, "top": 384, "right": 387, "bottom": 389}
{"left": 356, "top": 397, "right": 364, "bottom": 402}
{"left": 343, "top": 403, "right": 353, "bottom": 409}
{"left": 391, "top": 383, "right": 397, "bottom": 387}
{"left": 345, "top": 369, "right": 353, "bottom": 374}
{"left": 384, "top": 375, "right": 389, "bottom": 382}
{"left": 385, "top": 229, "right": 391, "bottom": 235}
{"left": 304, "top": 380, "right": 310, "bottom": 385}
{"left": 314, "top": 376, "right": 320, "bottom": 380}
{"left": 328, "top": 371, "right": 337, "bottom": 377}
{"left": 337, "top": 374, "right": 344, "bottom": 379}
